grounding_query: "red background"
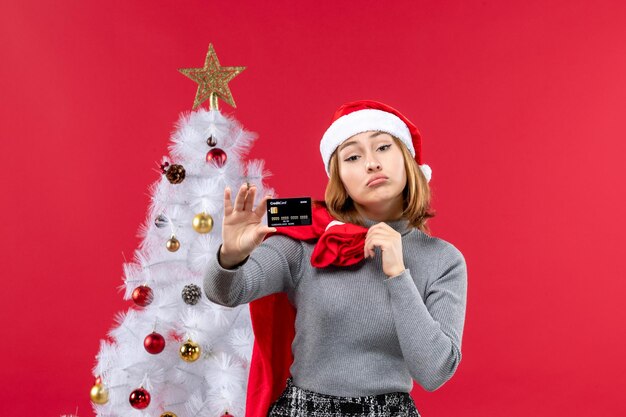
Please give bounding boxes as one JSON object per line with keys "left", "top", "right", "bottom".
{"left": 1, "top": 1, "right": 625, "bottom": 416}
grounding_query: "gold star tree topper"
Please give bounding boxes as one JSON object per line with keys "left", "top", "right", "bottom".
{"left": 179, "top": 44, "right": 246, "bottom": 110}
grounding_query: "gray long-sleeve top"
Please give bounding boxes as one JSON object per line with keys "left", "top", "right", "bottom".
{"left": 203, "top": 216, "right": 467, "bottom": 396}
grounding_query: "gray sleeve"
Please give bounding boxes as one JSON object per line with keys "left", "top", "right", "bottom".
{"left": 203, "top": 234, "right": 304, "bottom": 307}
{"left": 383, "top": 243, "right": 467, "bottom": 392}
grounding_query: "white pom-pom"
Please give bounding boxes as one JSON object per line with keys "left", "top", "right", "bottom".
{"left": 419, "top": 164, "right": 432, "bottom": 183}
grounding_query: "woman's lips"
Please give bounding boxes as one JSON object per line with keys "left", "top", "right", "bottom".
{"left": 367, "top": 178, "right": 388, "bottom": 187}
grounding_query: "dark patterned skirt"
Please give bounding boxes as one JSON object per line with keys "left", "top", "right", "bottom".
{"left": 267, "top": 377, "right": 421, "bottom": 417}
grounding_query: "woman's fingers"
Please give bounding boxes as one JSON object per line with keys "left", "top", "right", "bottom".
{"left": 227, "top": 183, "right": 271, "bottom": 222}
{"left": 364, "top": 230, "right": 385, "bottom": 258}
{"left": 254, "top": 194, "right": 272, "bottom": 218}
{"left": 364, "top": 232, "right": 372, "bottom": 258}
{"left": 233, "top": 183, "right": 248, "bottom": 212}
{"left": 245, "top": 183, "right": 257, "bottom": 211}
{"left": 224, "top": 186, "right": 233, "bottom": 216}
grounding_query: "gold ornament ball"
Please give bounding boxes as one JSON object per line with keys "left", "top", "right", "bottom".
{"left": 90, "top": 383, "right": 109, "bottom": 404}
{"left": 166, "top": 236, "right": 180, "bottom": 252}
{"left": 179, "top": 339, "right": 201, "bottom": 362}
{"left": 161, "top": 413, "right": 178, "bottom": 417}
{"left": 192, "top": 212, "right": 214, "bottom": 234}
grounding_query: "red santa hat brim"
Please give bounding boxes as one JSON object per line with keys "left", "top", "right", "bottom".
{"left": 319, "top": 100, "right": 431, "bottom": 182}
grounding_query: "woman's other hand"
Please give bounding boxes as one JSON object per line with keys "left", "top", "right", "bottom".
{"left": 364, "top": 222, "right": 406, "bottom": 278}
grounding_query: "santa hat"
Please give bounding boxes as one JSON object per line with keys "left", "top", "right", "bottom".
{"left": 320, "top": 100, "right": 432, "bottom": 182}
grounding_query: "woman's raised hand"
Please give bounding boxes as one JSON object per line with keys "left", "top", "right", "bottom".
{"left": 219, "top": 183, "right": 277, "bottom": 268}
{"left": 364, "top": 222, "right": 406, "bottom": 278}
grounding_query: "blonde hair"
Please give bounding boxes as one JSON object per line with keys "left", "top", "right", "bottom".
{"left": 315, "top": 134, "right": 436, "bottom": 235}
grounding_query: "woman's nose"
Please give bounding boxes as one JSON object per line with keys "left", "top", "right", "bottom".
{"left": 366, "top": 159, "right": 381, "bottom": 171}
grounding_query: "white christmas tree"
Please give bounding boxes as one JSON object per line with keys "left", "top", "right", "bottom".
{"left": 91, "top": 44, "right": 274, "bottom": 417}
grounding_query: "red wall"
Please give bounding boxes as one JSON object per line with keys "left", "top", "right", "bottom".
{"left": 1, "top": 1, "right": 625, "bottom": 416}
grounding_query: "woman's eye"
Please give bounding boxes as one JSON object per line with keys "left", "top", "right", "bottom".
{"left": 344, "top": 145, "right": 391, "bottom": 162}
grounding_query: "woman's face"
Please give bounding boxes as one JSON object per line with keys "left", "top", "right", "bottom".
{"left": 336, "top": 131, "right": 407, "bottom": 220}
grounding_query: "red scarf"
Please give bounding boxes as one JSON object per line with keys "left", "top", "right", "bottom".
{"left": 244, "top": 203, "right": 368, "bottom": 417}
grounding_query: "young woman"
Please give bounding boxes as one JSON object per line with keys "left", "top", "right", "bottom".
{"left": 204, "top": 100, "right": 468, "bottom": 417}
